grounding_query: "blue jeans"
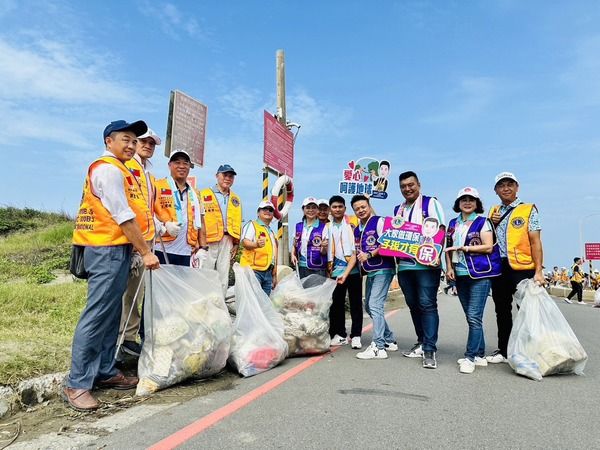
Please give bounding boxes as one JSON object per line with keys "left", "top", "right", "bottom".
{"left": 455, "top": 276, "right": 491, "bottom": 360}
{"left": 364, "top": 272, "right": 395, "bottom": 349}
{"left": 67, "top": 245, "right": 132, "bottom": 389}
{"left": 254, "top": 269, "right": 273, "bottom": 296}
{"left": 397, "top": 269, "right": 441, "bottom": 352}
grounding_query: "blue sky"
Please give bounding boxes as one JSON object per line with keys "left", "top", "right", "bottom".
{"left": 1, "top": 0, "right": 599, "bottom": 269}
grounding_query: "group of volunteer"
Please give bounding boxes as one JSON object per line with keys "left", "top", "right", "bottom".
{"left": 289, "top": 169, "right": 545, "bottom": 377}
{"left": 63, "top": 118, "right": 548, "bottom": 412}
{"left": 64, "top": 120, "right": 244, "bottom": 412}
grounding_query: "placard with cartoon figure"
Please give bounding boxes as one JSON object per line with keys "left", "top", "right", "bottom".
{"left": 338, "top": 157, "right": 391, "bottom": 199}
{"left": 378, "top": 216, "right": 445, "bottom": 265}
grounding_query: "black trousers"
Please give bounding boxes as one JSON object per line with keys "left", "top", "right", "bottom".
{"left": 329, "top": 272, "right": 363, "bottom": 338}
{"left": 567, "top": 281, "right": 583, "bottom": 301}
{"left": 491, "top": 258, "right": 535, "bottom": 357}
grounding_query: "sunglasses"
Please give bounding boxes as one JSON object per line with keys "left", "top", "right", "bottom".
{"left": 260, "top": 207, "right": 275, "bottom": 213}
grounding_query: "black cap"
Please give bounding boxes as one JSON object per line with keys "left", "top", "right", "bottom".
{"left": 103, "top": 120, "right": 148, "bottom": 139}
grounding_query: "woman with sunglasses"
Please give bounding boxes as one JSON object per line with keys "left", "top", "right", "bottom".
{"left": 291, "top": 197, "right": 329, "bottom": 278}
{"left": 445, "top": 187, "right": 501, "bottom": 374}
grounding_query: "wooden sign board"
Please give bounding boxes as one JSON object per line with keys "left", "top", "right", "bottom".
{"left": 165, "top": 90, "right": 207, "bottom": 167}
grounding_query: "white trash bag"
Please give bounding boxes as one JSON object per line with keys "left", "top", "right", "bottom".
{"left": 228, "top": 264, "right": 288, "bottom": 377}
{"left": 136, "top": 265, "right": 232, "bottom": 396}
{"left": 508, "top": 279, "right": 588, "bottom": 381}
{"left": 271, "top": 272, "right": 336, "bottom": 356}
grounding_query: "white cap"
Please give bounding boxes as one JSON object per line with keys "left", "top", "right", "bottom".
{"left": 258, "top": 200, "right": 275, "bottom": 210}
{"left": 138, "top": 128, "right": 162, "bottom": 145}
{"left": 302, "top": 196, "right": 319, "bottom": 207}
{"left": 494, "top": 171, "right": 518, "bottom": 186}
{"left": 169, "top": 150, "right": 194, "bottom": 168}
{"left": 317, "top": 198, "right": 329, "bottom": 206}
{"left": 456, "top": 186, "right": 480, "bottom": 200}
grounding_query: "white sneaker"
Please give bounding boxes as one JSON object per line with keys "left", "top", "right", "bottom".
{"left": 351, "top": 336, "right": 362, "bottom": 349}
{"left": 402, "top": 343, "right": 423, "bottom": 358}
{"left": 577, "top": 301, "right": 586, "bottom": 305}
{"left": 485, "top": 350, "right": 508, "bottom": 364}
{"left": 356, "top": 346, "right": 388, "bottom": 360}
{"left": 459, "top": 359, "right": 476, "bottom": 374}
{"left": 330, "top": 335, "right": 349, "bottom": 346}
{"left": 563, "top": 298, "right": 573, "bottom": 304}
{"left": 384, "top": 341, "right": 398, "bottom": 352}
{"left": 457, "top": 357, "right": 488, "bottom": 367}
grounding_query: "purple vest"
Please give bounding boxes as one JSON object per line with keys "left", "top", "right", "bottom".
{"left": 447, "top": 216, "right": 502, "bottom": 279}
{"left": 354, "top": 216, "right": 396, "bottom": 274}
{"left": 295, "top": 221, "right": 327, "bottom": 270}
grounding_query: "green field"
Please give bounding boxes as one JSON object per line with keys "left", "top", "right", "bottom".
{"left": 0, "top": 207, "right": 86, "bottom": 385}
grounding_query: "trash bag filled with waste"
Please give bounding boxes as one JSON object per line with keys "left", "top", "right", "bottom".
{"left": 271, "top": 272, "right": 336, "bottom": 356}
{"left": 228, "top": 264, "right": 288, "bottom": 377}
{"left": 507, "top": 279, "right": 587, "bottom": 381}
{"left": 136, "top": 265, "right": 232, "bottom": 396}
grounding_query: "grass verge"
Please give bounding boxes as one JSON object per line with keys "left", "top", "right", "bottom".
{"left": 0, "top": 281, "right": 86, "bottom": 386}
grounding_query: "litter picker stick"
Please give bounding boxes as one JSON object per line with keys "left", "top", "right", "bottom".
{"left": 114, "top": 267, "right": 145, "bottom": 360}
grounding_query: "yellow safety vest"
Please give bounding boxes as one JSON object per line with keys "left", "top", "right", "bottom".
{"left": 571, "top": 264, "right": 584, "bottom": 283}
{"left": 73, "top": 156, "right": 152, "bottom": 246}
{"left": 125, "top": 156, "right": 155, "bottom": 239}
{"left": 200, "top": 187, "right": 242, "bottom": 242}
{"left": 240, "top": 221, "right": 276, "bottom": 271}
{"left": 489, "top": 203, "right": 536, "bottom": 270}
{"left": 154, "top": 178, "right": 199, "bottom": 247}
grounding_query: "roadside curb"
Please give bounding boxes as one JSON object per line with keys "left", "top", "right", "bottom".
{"left": 0, "top": 372, "right": 66, "bottom": 419}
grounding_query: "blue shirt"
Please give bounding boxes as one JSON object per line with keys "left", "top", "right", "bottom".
{"left": 213, "top": 185, "right": 229, "bottom": 233}
{"left": 495, "top": 198, "right": 541, "bottom": 258}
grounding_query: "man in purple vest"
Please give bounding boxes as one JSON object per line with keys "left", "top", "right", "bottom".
{"left": 394, "top": 171, "right": 446, "bottom": 369}
{"left": 352, "top": 195, "right": 397, "bottom": 360}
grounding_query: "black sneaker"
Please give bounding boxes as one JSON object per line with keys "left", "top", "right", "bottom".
{"left": 422, "top": 351, "right": 437, "bottom": 369}
{"left": 121, "top": 340, "right": 142, "bottom": 357}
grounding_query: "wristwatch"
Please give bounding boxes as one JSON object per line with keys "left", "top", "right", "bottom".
{"left": 201, "top": 246, "right": 209, "bottom": 251}
{"left": 367, "top": 251, "right": 373, "bottom": 259}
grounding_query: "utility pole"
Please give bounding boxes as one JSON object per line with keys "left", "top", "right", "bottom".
{"left": 276, "top": 49, "right": 290, "bottom": 265}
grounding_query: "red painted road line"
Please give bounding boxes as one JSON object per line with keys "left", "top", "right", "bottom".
{"left": 148, "top": 309, "right": 401, "bottom": 450}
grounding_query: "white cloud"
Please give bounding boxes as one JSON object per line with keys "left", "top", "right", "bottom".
{"left": 217, "top": 85, "right": 352, "bottom": 137}
{"left": 138, "top": 1, "right": 210, "bottom": 42}
{"left": 0, "top": 38, "right": 147, "bottom": 105}
{"left": 423, "top": 76, "right": 498, "bottom": 125}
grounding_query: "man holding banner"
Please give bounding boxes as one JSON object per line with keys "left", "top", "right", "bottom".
{"left": 393, "top": 171, "right": 445, "bottom": 369}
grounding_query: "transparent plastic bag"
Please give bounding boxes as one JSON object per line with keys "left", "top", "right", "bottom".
{"left": 228, "top": 264, "right": 288, "bottom": 377}
{"left": 508, "top": 279, "right": 588, "bottom": 381}
{"left": 136, "top": 265, "right": 232, "bottom": 396}
{"left": 271, "top": 272, "right": 336, "bottom": 356}
{"left": 594, "top": 288, "right": 600, "bottom": 307}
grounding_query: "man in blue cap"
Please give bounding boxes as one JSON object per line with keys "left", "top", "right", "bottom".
{"left": 66, "top": 120, "right": 160, "bottom": 412}
{"left": 199, "top": 164, "right": 243, "bottom": 294}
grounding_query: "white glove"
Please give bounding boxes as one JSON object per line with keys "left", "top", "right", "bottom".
{"left": 198, "top": 248, "right": 208, "bottom": 261}
{"left": 130, "top": 252, "right": 144, "bottom": 276}
{"left": 154, "top": 217, "right": 167, "bottom": 237}
{"left": 165, "top": 221, "right": 182, "bottom": 237}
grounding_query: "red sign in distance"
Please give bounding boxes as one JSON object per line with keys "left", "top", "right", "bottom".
{"left": 263, "top": 110, "right": 294, "bottom": 177}
{"left": 585, "top": 243, "right": 600, "bottom": 260}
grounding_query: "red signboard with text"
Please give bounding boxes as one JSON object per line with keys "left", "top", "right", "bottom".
{"left": 264, "top": 110, "right": 294, "bottom": 177}
{"left": 585, "top": 243, "right": 600, "bottom": 260}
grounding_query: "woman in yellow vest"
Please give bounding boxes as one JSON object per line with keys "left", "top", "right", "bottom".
{"left": 240, "top": 200, "right": 278, "bottom": 295}
{"left": 199, "top": 164, "right": 242, "bottom": 294}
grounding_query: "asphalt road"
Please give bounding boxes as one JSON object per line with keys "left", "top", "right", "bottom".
{"left": 91, "top": 293, "right": 599, "bottom": 450}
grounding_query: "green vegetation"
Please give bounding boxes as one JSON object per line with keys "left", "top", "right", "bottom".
{"left": 0, "top": 207, "right": 85, "bottom": 385}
